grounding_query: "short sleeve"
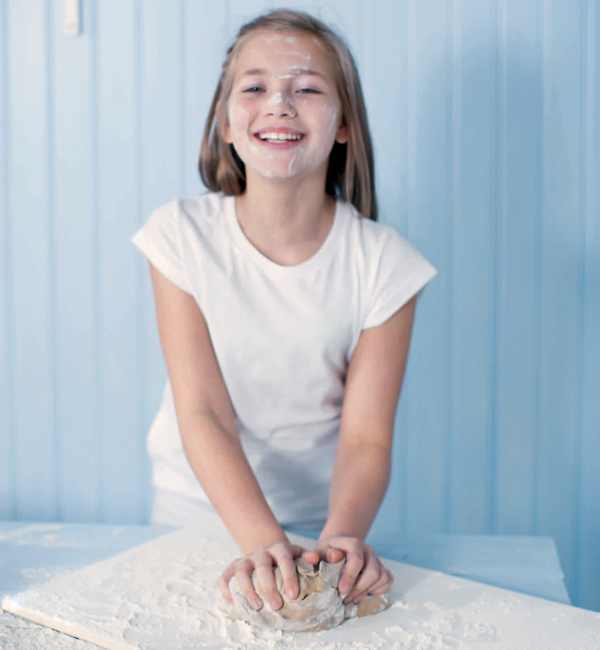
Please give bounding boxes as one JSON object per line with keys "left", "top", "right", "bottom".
{"left": 362, "top": 230, "right": 437, "bottom": 330}
{"left": 131, "top": 201, "right": 192, "bottom": 294}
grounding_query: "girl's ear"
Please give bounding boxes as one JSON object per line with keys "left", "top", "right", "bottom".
{"left": 335, "top": 119, "right": 349, "bottom": 144}
{"left": 217, "top": 101, "right": 233, "bottom": 144}
{"left": 223, "top": 124, "right": 232, "bottom": 144}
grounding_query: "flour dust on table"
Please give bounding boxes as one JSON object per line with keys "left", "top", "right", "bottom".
{"left": 0, "top": 609, "right": 99, "bottom": 650}
{"left": 3, "top": 518, "right": 600, "bottom": 650}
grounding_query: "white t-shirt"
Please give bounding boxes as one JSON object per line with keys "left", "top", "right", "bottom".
{"left": 132, "top": 192, "right": 436, "bottom": 529}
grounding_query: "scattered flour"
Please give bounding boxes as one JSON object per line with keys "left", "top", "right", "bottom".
{"left": 0, "top": 609, "right": 97, "bottom": 650}
{"left": 2, "top": 521, "right": 600, "bottom": 650}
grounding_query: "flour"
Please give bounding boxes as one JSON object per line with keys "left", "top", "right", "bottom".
{"left": 3, "top": 521, "right": 600, "bottom": 650}
{"left": 0, "top": 609, "right": 95, "bottom": 650}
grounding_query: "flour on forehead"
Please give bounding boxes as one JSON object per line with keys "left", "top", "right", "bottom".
{"left": 279, "top": 65, "right": 312, "bottom": 80}
{"left": 273, "top": 50, "right": 312, "bottom": 63}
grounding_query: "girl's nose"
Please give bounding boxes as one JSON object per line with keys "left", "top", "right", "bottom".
{"left": 265, "top": 92, "right": 297, "bottom": 118}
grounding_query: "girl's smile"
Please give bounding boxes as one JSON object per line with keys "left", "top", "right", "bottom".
{"left": 224, "top": 31, "right": 348, "bottom": 182}
{"left": 253, "top": 126, "right": 305, "bottom": 149}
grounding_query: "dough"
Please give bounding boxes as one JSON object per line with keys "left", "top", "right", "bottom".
{"left": 226, "top": 558, "right": 391, "bottom": 632}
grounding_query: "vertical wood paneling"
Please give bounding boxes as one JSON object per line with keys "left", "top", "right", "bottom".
{"left": 448, "top": 0, "right": 496, "bottom": 533}
{"left": 404, "top": 0, "right": 451, "bottom": 534}
{"left": 96, "top": 0, "right": 145, "bottom": 523}
{"left": 140, "top": 2, "right": 183, "bottom": 210}
{"left": 537, "top": 0, "right": 583, "bottom": 594}
{"left": 51, "top": 0, "right": 99, "bottom": 521}
{"left": 137, "top": 1, "right": 186, "bottom": 522}
{"left": 319, "top": 0, "right": 364, "bottom": 76}
{"left": 2, "top": 0, "right": 600, "bottom": 612}
{"left": 0, "top": 0, "right": 14, "bottom": 519}
{"left": 182, "top": 1, "right": 228, "bottom": 198}
{"left": 8, "top": 0, "right": 57, "bottom": 520}
{"left": 578, "top": 0, "right": 600, "bottom": 613}
{"left": 494, "top": 0, "right": 541, "bottom": 535}
{"left": 366, "top": 0, "right": 407, "bottom": 538}
{"left": 139, "top": 0, "right": 183, "bottom": 411}
{"left": 228, "top": 0, "right": 274, "bottom": 38}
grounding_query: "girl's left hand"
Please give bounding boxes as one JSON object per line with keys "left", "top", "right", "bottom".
{"left": 302, "top": 536, "right": 393, "bottom": 604}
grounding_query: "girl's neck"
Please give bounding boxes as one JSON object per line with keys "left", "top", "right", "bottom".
{"left": 234, "top": 176, "right": 336, "bottom": 266}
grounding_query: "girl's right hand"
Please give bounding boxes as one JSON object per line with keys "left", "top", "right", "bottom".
{"left": 218, "top": 541, "right": 305, "bottom": 611}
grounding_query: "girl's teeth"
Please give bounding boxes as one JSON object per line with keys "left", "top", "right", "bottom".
{"left": 258, "top": 133, "right": 302, "bottom": 141}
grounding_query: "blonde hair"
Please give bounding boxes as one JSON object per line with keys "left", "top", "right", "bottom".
{"left": 199, "top": 9, "right": 377, "bottom": 220}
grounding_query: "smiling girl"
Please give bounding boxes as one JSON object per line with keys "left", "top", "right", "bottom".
{"left": 132, "top": 9, "right": 436, "bottom": 615}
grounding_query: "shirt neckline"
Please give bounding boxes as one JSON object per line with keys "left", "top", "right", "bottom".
{"left": 224, "top": 194, "right": 343, "bottom": 275}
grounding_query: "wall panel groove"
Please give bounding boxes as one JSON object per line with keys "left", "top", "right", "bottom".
{"left": 578, "top": 0, "right": 600, "bottom": 613}
{"left": 90, "top": 0, "right": 103, "bottom": 524}
{"left": 47, "top": 0, "right": 60, "bottom": 522}
{"left": 0, "top": 0, "right": 16, "bottom": 520}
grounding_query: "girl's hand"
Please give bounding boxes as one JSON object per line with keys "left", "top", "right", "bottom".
{"left": 302, "top": 537, "right": 393, "bottom": 604}
{"left": 219, "top": 541, "right": 305, "bottom": 611}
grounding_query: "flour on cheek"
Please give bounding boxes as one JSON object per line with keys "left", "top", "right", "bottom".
{"left": 285, "top": 102, "right": 340, "bottom": 177}
{"left": 227, "top": 100, "right": 276, "bottom": 179}
{"left": 226, "top": 96, "right": 341, "bottom": 181}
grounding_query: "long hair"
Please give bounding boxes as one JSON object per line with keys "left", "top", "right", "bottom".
{"left": 199, "top": 9, "right": 377, "bottom": 220}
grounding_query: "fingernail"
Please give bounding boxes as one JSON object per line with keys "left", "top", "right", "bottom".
{"left": 251, "top": 598, "right": 262, "bottom": 610}
{"left": 287, "top": 587, "right": 296, "bottom": 599}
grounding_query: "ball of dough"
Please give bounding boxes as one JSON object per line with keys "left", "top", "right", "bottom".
{"left": 225, "top": 557, "right": 391, "bottom": 632}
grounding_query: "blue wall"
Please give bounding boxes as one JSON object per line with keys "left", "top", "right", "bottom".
{"left": 1, "top": 0, "right": 599, "bottom": 611}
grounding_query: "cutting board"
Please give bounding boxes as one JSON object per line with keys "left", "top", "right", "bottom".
{"left": 3, "top": 516, "right": 600, "bottom": 650}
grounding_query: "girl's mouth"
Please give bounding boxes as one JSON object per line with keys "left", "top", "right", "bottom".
{"left": 254, "top": 131, "right": 305, "bottom": 144}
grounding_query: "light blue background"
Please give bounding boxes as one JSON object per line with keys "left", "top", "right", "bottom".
{"left": 1, "top": 0, "right": 598, "bottom": 612}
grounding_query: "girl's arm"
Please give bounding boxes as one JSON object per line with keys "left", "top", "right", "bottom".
{"left": 149, "top": 263, "right": 302, "bottom": 610}
{"left": 305, "top": 296, "right": 417, "bottom": 602}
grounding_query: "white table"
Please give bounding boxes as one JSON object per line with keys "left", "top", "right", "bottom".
{"left": 0, "top": 521, "right": 572, "bottom": 648}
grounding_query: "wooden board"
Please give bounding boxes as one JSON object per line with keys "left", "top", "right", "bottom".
{"left": 3, "top": 517, "right": 600, "bottom": 650}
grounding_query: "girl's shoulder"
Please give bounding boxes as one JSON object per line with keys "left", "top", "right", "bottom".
{"left": 336, "top": 200, "right": 419, "bottom": 258}
{"left": 151, "top": 191, "right": 229, "bottom": 225}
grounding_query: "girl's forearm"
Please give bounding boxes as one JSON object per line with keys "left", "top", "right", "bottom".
{"left": 320, "top": 441, "right": 391, "bottom": 541}
{"left": 178, "top": 412, "right": 287, "bottom": 553}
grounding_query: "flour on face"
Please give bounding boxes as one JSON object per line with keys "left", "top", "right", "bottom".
{"left": 224, "top": 30, "right": 347, "bottom": 183}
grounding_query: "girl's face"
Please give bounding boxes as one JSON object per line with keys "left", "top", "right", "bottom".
{"left": 223, "top": 30, "right": 348, "bottom": 184}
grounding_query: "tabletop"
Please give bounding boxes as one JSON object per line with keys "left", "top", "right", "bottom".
{"left": 0, "top": 521, "right": 571, "bottom": 649}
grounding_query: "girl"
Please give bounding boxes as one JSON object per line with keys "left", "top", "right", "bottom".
{"left": 132, "top": 9, "right": 436, "bottom": 616}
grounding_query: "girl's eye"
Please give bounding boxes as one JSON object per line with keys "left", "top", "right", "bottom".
{"left": 297, "top": 88, "right": 321, "bottom": 94}
{"left": 243, "top": 86, "right": 264, "bottom": 93}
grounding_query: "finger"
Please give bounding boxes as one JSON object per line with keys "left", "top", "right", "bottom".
{"left": 313, "top": 540, "right": 346, "bottom": 564}
{"left": 282, "top": 563, "right": 300, "bottom": 600}
{"left": 288, "top": 544, "right": 305, "bottom": 558}
{"left": 270, "top": 546, "right": 300, "bottom": 600}
{"left": 368, "top": 568, "right": 394, "bottom": 596}
{"left": 336, "top": 545, "right": 365, "bottom": 597}
{"left": 218, "top": 572, "right": 234, "bottom": 603}
{"left": 301, "top": 549, "right": 320, "bottom": 565}
{"left": 218, "top": 560, "right": 241, "bottom": 603}
{"left": 255, "top": 562, "right": 283, "bottom": 610}
{"left": 325, "top": 548, "right": 345, "bottom": 563}
{"left": 310, "top": 547, "right": 343, "bottom": 563}
{"left": 235, "top": 562, "right": 263, "bottom": 610}
{"left": 345, "top": 547, "right": 382, "bottom": 602}
{"left": 353, "top": 565, "right": 393, "bottom": 601}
